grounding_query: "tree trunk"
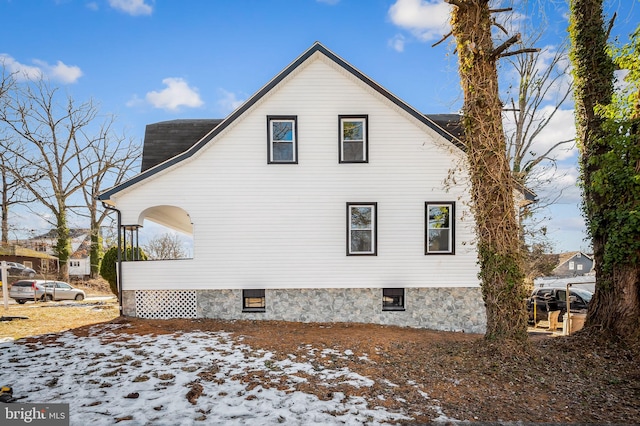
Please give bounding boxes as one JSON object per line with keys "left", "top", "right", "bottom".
{"left": 54, "top": 213, "right": 71, "bottom": 281}
{"left": 1, "top": 168, "right": 8, "bottom": 244}
{"left": 569, "top": 0, "right": 640, "bottom": 340}
{"left": 450, "top": 0, "right": 528, "bottom": 341}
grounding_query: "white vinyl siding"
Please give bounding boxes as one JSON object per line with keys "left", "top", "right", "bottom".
{"left": 114, "top": 55, "right": 479, "bottom": 291}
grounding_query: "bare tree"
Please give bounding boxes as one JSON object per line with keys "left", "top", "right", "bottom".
{"left": 144, "top": 233, "right": 189, "bottom": 260}
{"left": 0, "top": 75, "right": 118, "bottom": 280}
{"left": 505, "top": 43, "right": 574, "bottom": 194}
{"left": 73, "top": 118, "right": 141, "bottom": 277}
{"left": 0, "top": 136, "right": 39, "bottom": 244}
{"left": 502, "top": 37, "right": 576, "bottom": 279}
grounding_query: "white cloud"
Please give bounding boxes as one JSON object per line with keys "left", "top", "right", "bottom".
{"left": 0, "top": 54, "right": 82, "bottom": 83}
{"left": 531, "top": 107, "right": 577, "bottom": 161}
{"left": 388, "top": 34, "right": 406, "bottom": 52}
{"left": 535, "top": 163, "right": 582, "bottom": 204}
{"left": 145, "top": 77, "right": 204, "bottom": 111}
{"left": 217, "top": 89, "right": 244, "bottom": 114}
{"left": 388, "top": 0, "right": 451, "bottom": 42}
{"left": 108, "top": 0, "right": 153, "bottom": 16}
{"left": 33, "top": 59, "right": 83, "bottom": 84}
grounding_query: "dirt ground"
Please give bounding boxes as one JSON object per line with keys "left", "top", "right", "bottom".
{"left": 3, "top": 278, "right": 638, "bottom": 423}
{"left": 53, "top": 316, "right": 639, "bottom": 425}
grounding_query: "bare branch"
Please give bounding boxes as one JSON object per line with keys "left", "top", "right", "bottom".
{"left": 432, "top": 31, "right": 453, "bottom": 48}
{"left": 492, "top": 34, "right": 520, "bottom": 58}
{"left": 489, "top": 8, "right": 512, "bottom": 14}
{"left": 492, "top": 18, "right": 509, "bottom": 36}
{"left": 500, "top": 48, "right": 540, "bottom": 58}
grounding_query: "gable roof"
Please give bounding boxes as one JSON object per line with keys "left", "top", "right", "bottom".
{"left": 99, "top": 42, "right": 464, "bottom": 203}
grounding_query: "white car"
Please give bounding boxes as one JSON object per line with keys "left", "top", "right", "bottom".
{"left": 9, "top": 280, "right": 85, "bottom": 304}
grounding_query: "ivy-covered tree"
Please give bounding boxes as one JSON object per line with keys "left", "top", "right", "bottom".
{"left": 569, "top": 2, "right": 640, "bottom": 341}
{"left": 446, "top": 0, "right": 534, "bottom": 342}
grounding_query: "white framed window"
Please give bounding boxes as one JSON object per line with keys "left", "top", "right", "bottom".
{"left": 569, "top": 261, "right": 575, "bottom": 270}
{"left": 577, "top": 264, "right": 583, "bottom": 271}
{"left": 268, "top": 116, "right": 297, "bottom": 164}
{"left": 347, "top": 202, "right": 377, "bottom": 255}
{"left": 425, "top": 202, "right": 455, "bottom": 255}
{"left": 339, "top": 115, "right": 368, "bottom": 163}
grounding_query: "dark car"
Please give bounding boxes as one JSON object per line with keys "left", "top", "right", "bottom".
{"left": 6, "top": 262, "right": 36, "bottom": 277}
{"left": 527, "top": 287, "right": 592, "bottom": 325}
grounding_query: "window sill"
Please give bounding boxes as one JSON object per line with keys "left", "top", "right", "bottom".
{"left": 242, "top": 309, "right": 266, "bottom": 313}
{"left": 382, "top": 307, "right": 406, "bottom": 312}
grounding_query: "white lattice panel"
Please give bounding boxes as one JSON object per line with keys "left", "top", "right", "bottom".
{"left": 135, "top": 290, "right": 197, "bottom": 319}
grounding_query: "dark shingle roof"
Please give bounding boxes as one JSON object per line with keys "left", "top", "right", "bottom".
{"left": 141, "top": 119, "right": 223, "bottom": 171}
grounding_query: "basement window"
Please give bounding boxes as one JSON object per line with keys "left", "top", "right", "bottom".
{"left": 382, "top": 288, "right": 405, "bottom": 311}
{"left": 242, "top": 289, "right": 266, "bottom": 312}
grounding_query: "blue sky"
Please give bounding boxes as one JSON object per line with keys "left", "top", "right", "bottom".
{"left": 1, "top": 0, "right": 638, "bottom": 253}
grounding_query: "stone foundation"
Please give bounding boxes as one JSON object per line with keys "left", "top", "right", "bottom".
{"left": 122, "top": 287, "right": 486, "bottom": 333}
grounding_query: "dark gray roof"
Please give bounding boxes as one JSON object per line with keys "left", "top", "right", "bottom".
{"left": 425, "top": 114, "right": 464, "bottom": 140}
{"left": 99, "top": 42, "right": 465, "bottom": 202}
{"left": 141, "top": 119, "right": 223, "bottom": 172}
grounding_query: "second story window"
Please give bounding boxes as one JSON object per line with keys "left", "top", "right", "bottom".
{"left": 268, "top": 116, "right": 297, "bottom": 164}
{"left": 339, "top": 115, "right": 368, "bottom": 163}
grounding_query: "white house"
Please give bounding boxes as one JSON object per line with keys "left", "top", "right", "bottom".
{"left": 99, "top": 42, "right": 486, "bottom": 332}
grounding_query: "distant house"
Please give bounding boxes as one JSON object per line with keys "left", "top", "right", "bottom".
{"left": 21, "top": 228, "right": 92, "bottom": 279}
{"left": 97, "top": 42, "right": 530, "bottom": 332}
{"left": 551, "top": 251, "right": 594, "bottom": 277}
{"left": 0, "top": 244, "right": 58, "bottom": 278}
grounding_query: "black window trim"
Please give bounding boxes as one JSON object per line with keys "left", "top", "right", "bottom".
{"left": 346, "top": 202, "right": 377, "bottom": 256}
{"left": 382, "top": 288, "right": 405, "bottom": 311}
{"left": 242, "top": 289, "right": 266, "bottom": 313}
{"left": 267, "top": 115, "right": 298, "bottom": 164}
{"left": 425, "top": 201, "right": 455, "bottom": 255}
{"left": 338, "top": 114, "right": 369, "bottom": 164}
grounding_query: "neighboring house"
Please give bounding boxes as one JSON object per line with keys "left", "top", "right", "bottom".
{"left": 551, "top": 251, "right": 594, "bottom": 278}
{"left": 0, "top": 244, "right": 58, "bottom": 278}
{"left": 69, "top": 237, "right": 92, "bottom": 279}
{"left": 99, "top": 42, "right": 490, "bottom": 332}
{"left": 21, "top": 228, "right": 92, "bottom": 278}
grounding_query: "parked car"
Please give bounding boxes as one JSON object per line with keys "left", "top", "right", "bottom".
{"left": 527, "top": 287, "right": 592, "bottom": 324}
{"left": 6, "top": 262, "right": 36, "bottom": 277}
{"left": 9, "top": 280, "right": 85, "bottom": 304}
{"left": 9, "top": 280, "right": 46, "bottom": 303}
{"left": 41, "top": 281, "right": 85, "bottom": 302}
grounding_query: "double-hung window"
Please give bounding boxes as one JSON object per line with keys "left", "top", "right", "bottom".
{"left": 347, "top": 202, "right": 377, "bottom": 255}
{"left": 339, "top": 115, "right": 368, "bottom": 163}
{"left": 268, "top": 116, "right": 297, "bottom": 164}
{"left": 242, "top": 289, "right": 266, "bottom": 312}
{"left": 425, "top": 202, "right": 455, "bottom": 255}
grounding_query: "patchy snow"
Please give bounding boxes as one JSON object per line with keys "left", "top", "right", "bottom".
{"left": 0, "top": 323, "right": 429, "bottom": 425}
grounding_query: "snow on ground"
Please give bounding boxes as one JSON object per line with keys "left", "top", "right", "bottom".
{"left": 0, "top": 323, "right": 427, "bottom": 425}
